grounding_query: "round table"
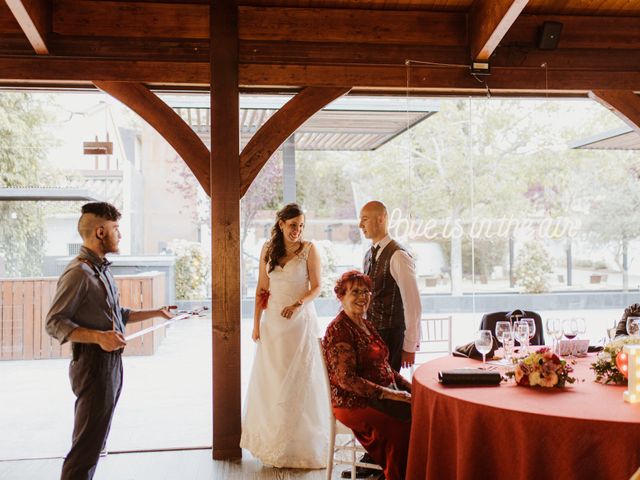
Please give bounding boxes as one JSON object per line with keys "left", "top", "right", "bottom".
{"left": 407, "top": 355, "right": 640, "bottom": 480}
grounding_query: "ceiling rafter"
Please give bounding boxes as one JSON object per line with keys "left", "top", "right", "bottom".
{"left": 469, "top": 0, "right": 529, "bottom": 62}
{"left": 5, "top": 0, "right": 49, "bottom": 54}
{"left": 588, "top": 90, "right": 640, "bottom": 135}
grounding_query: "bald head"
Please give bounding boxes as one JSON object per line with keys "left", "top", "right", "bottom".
{"left": 361, "top": 201, "right": 387, "bottom": 219}
{"left": 359, "top": 200, "right": 389, "bottom": 242}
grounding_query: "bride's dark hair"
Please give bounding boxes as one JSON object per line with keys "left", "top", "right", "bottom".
{"left": 265, "top": 203, "right": 305, "bottom": 273}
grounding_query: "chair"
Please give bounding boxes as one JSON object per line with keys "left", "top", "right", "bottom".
{"left": 412, "top": 315, "right": 453, "bottom": 370}
{"left": 318, "top": 339, "right": 383, "bottom": 480}
{"left": 480, "top": 310, "right": 545, "bottom": 345}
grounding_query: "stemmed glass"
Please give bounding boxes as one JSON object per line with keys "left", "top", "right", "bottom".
{"left": 475, "top": 330, "right": 493, "bottom": 368}
{"left": 514, "top": 321, "right": 530, "bottom": 355}
{"left": 626, "top": 316, "right": 640, "bottom": 337}
{"left": 563, "top": 318, "right": 578, "bottom": 358}
{"left": 545, "top": 318, "right": 562, "bottom": 355}
{"left": 495, "top": 321, "right": 512, "bottom": 362}
{"left": 522, "top": 317, "right": 536, "bottom": 347}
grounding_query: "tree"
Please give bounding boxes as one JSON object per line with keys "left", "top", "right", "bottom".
{"left": 0, "top": 93, "right": 55, "bottom": 277}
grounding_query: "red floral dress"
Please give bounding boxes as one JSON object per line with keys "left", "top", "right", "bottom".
{"left": 322, "top": 310, "right": 411, "bottom": 407}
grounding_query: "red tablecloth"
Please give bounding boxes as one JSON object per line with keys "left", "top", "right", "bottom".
{"left": 407, "top": 355, "right": 640, "bottom": 480}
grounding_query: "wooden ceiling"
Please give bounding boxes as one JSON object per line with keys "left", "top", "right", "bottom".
{"left": 1, "top": 0, "right": 639, "bottom": 95}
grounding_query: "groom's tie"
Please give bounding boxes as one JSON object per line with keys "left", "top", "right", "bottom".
{"left": 368, "top": 245, "right": 380, "bottom": 275}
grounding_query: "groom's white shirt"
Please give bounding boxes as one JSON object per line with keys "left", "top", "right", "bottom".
{"left": 371, "top": 234, "right": 422, "bottom": 353}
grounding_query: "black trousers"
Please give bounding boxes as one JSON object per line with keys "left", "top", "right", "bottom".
{"left": 61, "top": 345, "right": 123, "bottom": 480}
{"left": 377, "top": 327, "right": 404, "bottom": 372}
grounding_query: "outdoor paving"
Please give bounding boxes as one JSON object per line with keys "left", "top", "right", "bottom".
{"left": 0, "top": 308, "right": 619, "bottom": 462}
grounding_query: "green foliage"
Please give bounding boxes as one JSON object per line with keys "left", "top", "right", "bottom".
{"left": 0, "top": 93, "right": 55, "bottom": 277}
{"left": 514, "top": 241, "right": 553, "bottom": 293}
{"left": 169, "top": 239, "right": 210, "bottom": 300}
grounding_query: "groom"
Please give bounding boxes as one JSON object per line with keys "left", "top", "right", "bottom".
{"left": 347, "top": 201, "right": 421, "bottom": 479}
{"left": 360, "top": 200, "right": 422, "bottom": 371}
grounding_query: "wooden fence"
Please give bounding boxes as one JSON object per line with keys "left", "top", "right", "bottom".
{"left": 0, "top": 273, "right": 166, "bottom": 360}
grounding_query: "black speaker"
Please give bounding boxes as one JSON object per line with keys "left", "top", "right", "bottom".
{"left": 538, "top": 21, "right": 563, "bottom": 50}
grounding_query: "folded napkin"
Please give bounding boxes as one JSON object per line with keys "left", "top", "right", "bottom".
{"left": 438, "top": 368, "right": 502, "bottom": 386}
{"left": 453, "top": 336, "right": 499, "bottom": 360}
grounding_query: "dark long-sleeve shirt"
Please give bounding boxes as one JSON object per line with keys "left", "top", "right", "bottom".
{"left": 46, "top": 246, "right": 130, "bottom": 344}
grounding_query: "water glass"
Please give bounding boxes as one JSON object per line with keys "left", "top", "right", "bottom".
{"left": 501, "top": 330, "right": 515, "bottom": 363}
{"left": 495, "top": 321, "right": 512, "bottom": 355}
{"left": 545, "top": 318, "right": 562, "bottom": 354}
{"left": 627, "top": 316, "right": 640, "bottom": 337}
{"left": 522, "top": 317, "right": 536, "bottom": 345}
{"left": 514, "top": 321, "right": 530, "bottom": 355}
{"left": 475, "top": 330, "right": 493, "bottom": 367}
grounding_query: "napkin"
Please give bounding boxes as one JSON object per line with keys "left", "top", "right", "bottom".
{"left": 438, "top": 368, "right": 502, "bottom": 386}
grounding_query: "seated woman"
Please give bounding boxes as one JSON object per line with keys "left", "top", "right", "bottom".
{"left": 614, "top": 303, "right": 640, "bottom": 338}
{"left": 322, "top": 270, "right": 412, "bottom": 480}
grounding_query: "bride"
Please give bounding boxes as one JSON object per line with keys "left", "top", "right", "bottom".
{"left": 240, "top": 203, "right": 328, "bottom": 468}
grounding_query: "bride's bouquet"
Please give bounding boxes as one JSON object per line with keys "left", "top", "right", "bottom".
{"left": 509, "top": 347, "right": 575, "bottom": 388}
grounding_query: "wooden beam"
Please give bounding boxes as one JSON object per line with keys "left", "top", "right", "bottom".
{"left": 53, "top": 0, "right": 208, "bottom": 39}
{"left": 239, "top": 86, "right": 350, "bottom": 197}
{"left": 2, "top": 56, "right": 640, "bottom": 92}
{"left": 239, "top": 6, "right": 466, "bottom": 46}
{"left": 0, "top": 56, "right": 209, "bottom": 85}
{"left": 93, "top": 81, "right": 210, "bottom": 194}
{"left": 5, "top": 0, "right": 49, "bottom": 54}
{"left": 588, "top": 90, "right": 640, "bottom": 135}
{"left": 210, "top": 0, "right": 241, "bottom": 461}
{"left": 469, "top": 0, "right": 528, "bottom": 61}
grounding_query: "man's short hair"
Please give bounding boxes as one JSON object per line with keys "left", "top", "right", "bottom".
{"left": 81, "top": 202, "right": 121, "bottom": 221}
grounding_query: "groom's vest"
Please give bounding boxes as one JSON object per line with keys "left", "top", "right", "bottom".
{"left": 365, "top": 240, "right": 407, "bottom": 331}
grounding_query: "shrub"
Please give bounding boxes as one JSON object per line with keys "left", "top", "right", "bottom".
{"left": 514, "top": 241, "right": 553, "bottom": 293}
{"left": 168, "top": 240, "right": 210, "bottom": 300}
{"left": 314, "top": 240, "right": 339, "bottom": 298}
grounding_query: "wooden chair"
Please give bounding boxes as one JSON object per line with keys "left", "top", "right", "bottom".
{"left": 318, "top": 339, "right": 383, "bottom": 480}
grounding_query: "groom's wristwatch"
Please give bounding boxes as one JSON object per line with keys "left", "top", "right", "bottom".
{"left": 295, "top": 300, "right": 304, "bottom": 307}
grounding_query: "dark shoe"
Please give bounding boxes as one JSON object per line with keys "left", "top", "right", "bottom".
{"left": 340, "top": 467, "right": 378, "bottom": 478}
{"left": 340, "top": 454, "right": 379, "bottom": 478}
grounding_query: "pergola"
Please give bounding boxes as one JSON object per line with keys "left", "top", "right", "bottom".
{"left": 2, "top": 0, "right": 640, "bottom": 460}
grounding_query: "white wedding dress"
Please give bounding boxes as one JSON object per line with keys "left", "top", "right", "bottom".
{"left": 240, "top": 242, "right": 329, "bottom": 468}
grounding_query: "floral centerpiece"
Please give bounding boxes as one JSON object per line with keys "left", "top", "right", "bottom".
{"left": 508, "top": 347, "right": 575, "bottom": 387}
{"left": 590, "top": 337, "right": 638, "bottom": 385}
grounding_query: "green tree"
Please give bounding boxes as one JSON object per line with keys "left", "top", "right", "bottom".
{"left": 0, "top": 93, "right": 54, "bottom": 277}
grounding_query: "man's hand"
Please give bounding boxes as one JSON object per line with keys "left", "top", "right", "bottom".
{"left": 158, "top": 305, "right": 178, "bottom": 319}
{"left": 97, "top": 331, "right": 127, "bottom": 352}
{"left": 401, "top": 350, "right": 416, "bottom": 368}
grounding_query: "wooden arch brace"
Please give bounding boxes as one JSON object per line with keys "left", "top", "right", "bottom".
{"left": 94, "top": 81, "right": 211, "bottom": 194}
{"left": 469, "top": 0, "right": 529, "bottom": 62}
{"left": 239, "top": 86, "right": 351, "bottom": 197}
{"left": 588, "top": 90, "right": 640, "bottom": 135}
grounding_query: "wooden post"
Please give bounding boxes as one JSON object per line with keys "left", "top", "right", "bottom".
{"left": 210, "top": 0, "right": 242, "bottom": 459}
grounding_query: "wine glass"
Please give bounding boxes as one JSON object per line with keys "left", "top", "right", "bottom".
{"left": 514, "top": 321, "right": 530, "bottom": 355}
{"left": 545, "top": 318, "right": 561, "bottom": 354}
{"left": 475, "top": 330, "right": 493, "bottom": 368}
{"left": 563, "top": 318, "right": 578, "bottom": 358}
{"left": 522, "top": 317, "right": 536, "bottom": 346}
{"left": 495, "top": 321, "right": 512, "bottom": 359}
{"left": 626, "top": 316, "right": 640, "bottom": 337}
